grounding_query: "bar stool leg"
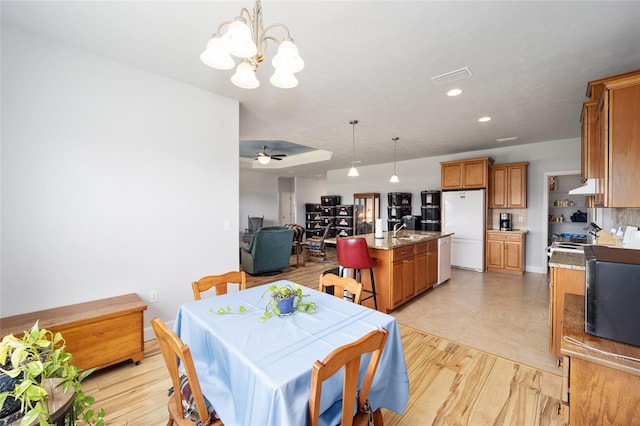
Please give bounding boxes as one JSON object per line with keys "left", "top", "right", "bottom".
{"left": 368, "top": 268, "right": 378, "bottom": 310}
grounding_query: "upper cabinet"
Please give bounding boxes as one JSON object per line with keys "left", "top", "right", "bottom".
{"left": 488, "top": 162, "right": 528, "bottom": 209}
{"left": 440, "top": 157, "right": 494, "bottom": 190}
{"left": 582, "top": 70, "right": 640, "bottom": 207}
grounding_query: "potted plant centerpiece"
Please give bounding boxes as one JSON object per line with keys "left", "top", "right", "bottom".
{"left": 214, "top": 283, "right": 316, "bottom": 322}
{"left": 0, "top": 322, "right": 105, "bottom": 426}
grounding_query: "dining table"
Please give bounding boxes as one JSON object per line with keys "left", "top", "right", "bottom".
{"left": 174, "top": 280, "right": 409, "bottom": 426}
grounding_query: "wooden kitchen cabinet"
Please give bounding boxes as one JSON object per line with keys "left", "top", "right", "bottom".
{"left": 415, "top": 240, "right": 438, "bottom": 292}
{"left": 581, "top": 70, "right": 640, "bottom": 207}
{"left": 486, "top": 231, "right": 525, "bottom": 274}
{"left": 488, "top": 162, "right": 528, "bottom": 208}
{"left": 367, "top": 237, "right": 441, "bottom": 313}
{"left": 440, "top": 157, "right": 494, "bottom": 190}
{"left": 580, "top": 100, "right": 597, "bottom": 183}
{"left": 561, "top": 294, "right": 640, "bottom": 425}
{"left": 548, "top": 266, "right": 585, "bottom": 357}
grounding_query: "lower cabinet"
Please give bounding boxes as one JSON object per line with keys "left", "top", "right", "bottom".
{"left": 369, "top": 239, "right": 440, "bottom": 313}
{"left": 549, "top": 267, "right": 585, "bottom": 357}
{"left": 486, "top": 231, "right": 526, "bottom": 274}
{"left": 415, "top": 240, "right": 438, "bottom": 293}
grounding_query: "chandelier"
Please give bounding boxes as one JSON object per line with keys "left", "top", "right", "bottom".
{"left": 200, "top": 0, "right": 304, "bottom": 89}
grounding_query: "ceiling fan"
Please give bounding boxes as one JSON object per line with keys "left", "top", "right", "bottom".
{"left": 255, "top": 145, "right": 287, "bottom": 164}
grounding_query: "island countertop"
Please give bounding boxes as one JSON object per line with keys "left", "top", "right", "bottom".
{"left": 548, "top": 251, "right": 586, "bottom": 271}
{"left": 343, "top": 230, "right": 454, "bottom": 250}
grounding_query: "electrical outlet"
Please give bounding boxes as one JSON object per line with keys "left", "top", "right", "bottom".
{"left": 518, "top": 216, "right": 524, "bottom": 223}
{"left": 150, "top": 291, "right": 158, "bottom": 303}
{"left": 224, "top": 221, "right": 231, "bottom": 232}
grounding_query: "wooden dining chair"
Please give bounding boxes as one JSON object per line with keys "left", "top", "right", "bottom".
{"left": 319, "top": 273, "right": 363, "bottom": 304}
{"left": 191, "top": 271, "right": 246, "bottom": 300}
{"left": 151, "top": 318, "right": 223, "bottom": 426}
{"left": 308, "top": 328, "right": 388, "bottom": 426}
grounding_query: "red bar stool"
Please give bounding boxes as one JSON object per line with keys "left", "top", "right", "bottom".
{"left": 336, "top": 237, "right": 379, "bottom": 310}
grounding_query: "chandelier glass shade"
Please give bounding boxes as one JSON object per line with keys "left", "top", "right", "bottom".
{"left": 200, "top": 1, "right": 304, "bottom": 89}
{"left": 390, "top": 137, "right": 399, "bottom": 183}
{"left": 348, "top": 120, "right": 359, "bottom": 177}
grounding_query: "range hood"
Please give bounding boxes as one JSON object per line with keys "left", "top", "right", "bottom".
{"left": 568, "top": 178, "right": 597, "bottom": 195}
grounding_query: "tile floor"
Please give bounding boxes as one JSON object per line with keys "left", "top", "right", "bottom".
{"left": 391, "top": 268, "right": 562, "bottom": 375}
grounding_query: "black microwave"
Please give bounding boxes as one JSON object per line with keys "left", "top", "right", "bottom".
{"left": 584, "top": 245, "right": 640, "bottom": 347}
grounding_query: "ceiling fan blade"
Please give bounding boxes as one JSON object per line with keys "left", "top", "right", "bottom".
{"left": 271, "top": 154, "right": 287, "bottom": 158}
{"left": 271, "top": 156, "right": 283, "bottom": 160}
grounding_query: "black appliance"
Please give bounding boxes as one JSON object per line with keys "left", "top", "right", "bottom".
{"left": 499, "top": 212, "right": 512, "bottom": 231}
{"left": 584, "top": 246, "right": 640, "bottom": 347}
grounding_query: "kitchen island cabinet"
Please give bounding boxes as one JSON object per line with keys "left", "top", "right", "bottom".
{"left": 342, "top": 231, "right": 451, "bottom": 313}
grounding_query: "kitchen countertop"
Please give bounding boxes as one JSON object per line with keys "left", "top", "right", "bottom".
{"left": 549, "top": 251, "right": 586, "bottom": 270}
{"left": 487, "top": 229, "right": 529, "bottom": 234}
{"left": 345, "top": 230, "right": 454, "bottom": 250}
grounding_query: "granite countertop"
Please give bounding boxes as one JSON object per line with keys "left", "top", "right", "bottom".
{"left": 355, "top": 231, "right": 454, "bottom": 250}
{"left": 548, "top": 251, "right": 586, "bottom": 270}
{"left": 487, "top": 229, "right": 529, "bottom": 234}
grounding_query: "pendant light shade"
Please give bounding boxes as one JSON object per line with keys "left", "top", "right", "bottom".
{"left": 390, "top": 137, "right": 399, "bottom": 183}
{"left": 231, "top": 60, "right": 260, "bottom": 89}
{"left": 348, "top": 120, "right": 359, "bottom": 177}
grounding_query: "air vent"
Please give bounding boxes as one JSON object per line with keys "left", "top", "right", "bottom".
{"left": 431, "top": 67, "right": 473, "bottom": 84}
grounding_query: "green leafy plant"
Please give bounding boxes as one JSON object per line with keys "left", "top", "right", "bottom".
{"left": 211, "top": 284, "right": 316, "bottom": 322}
{"left": 0, "top": 322, "right": 105, "bottom": 425}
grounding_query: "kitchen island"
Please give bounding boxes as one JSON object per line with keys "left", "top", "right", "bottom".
{"left": 342, "top": 231, "right": 453, "bottom": 313}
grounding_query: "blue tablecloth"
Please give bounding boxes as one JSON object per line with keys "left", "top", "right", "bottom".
{"left": 174, "top": 280, "right": 409, "bottom": 426}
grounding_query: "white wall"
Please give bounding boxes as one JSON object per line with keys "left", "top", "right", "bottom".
{"left": 327, "top": 138, "right": 581, "bottom": 273}
{"left": 239, "top": 173, "right": 327, "bottom": 231}
{"left": 294, "top": 177, "right": 327, "bottom": 224}
{"left": 1, "top": 26, "right": 240, "bottom": 338}
{"left": 239, "top": 170, "right": 280, "bottom": 233}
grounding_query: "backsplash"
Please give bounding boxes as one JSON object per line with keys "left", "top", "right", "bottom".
{"left": 591, "top": 208, "right": 640, "bottom": 232}
{"left": 488, "top": 208, "right": 527, "bottom": 230}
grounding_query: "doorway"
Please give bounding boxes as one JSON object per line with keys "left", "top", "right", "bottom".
{"left": 278, "top": 177, "right": 295, "bottom": 225}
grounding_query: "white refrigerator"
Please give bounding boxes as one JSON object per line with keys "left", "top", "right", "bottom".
{"left": 442, "top": 189, "right": 485, "bottom": 272}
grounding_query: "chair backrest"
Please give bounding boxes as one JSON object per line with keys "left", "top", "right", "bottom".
{"left": 151, "top": 317, "right": 209, "bottom": 424}
{"left": 308, "top": 329, "right": 388, "bottom": 426}
{"left": 247, "top": 216, "right": 264, "bottom": 234}
{"left": 192, "top": 271, "right": 246, "bottom": 300}
{"left": 336, "top": 237, "right": 376, "bottom": 269}
{"left": 284, "top": 223, "right": 306, "bottom": 243}
{"left": 319, "top": 273, "right": 363, "bottom": 304}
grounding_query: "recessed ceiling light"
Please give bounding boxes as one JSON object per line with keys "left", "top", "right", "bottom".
{"left": 478, "top": 116, "right": 491, "bottom": 123}
{"left": 447, "top": 88, "right": 462, "bottom": 97}
{"left": 496, "top": 136, "right": 518, "bottom": 143}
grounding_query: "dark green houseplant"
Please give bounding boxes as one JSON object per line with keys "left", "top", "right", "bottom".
{"left": 0, "top": 322, "right": 105, "bottom": 425}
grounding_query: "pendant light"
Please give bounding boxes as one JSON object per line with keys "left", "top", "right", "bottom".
{"left": 348, "top": 120, "right": 359, "bottom": 177}
{"left": 390, "top": 137, "right": 400, "bottom": 183}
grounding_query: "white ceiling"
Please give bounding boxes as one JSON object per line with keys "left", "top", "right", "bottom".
{"left": 3, "top": 1, "right": 640, "bottom": 178}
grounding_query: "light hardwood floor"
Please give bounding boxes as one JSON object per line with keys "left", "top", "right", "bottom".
{"left": 83, "top": 247, "right": 563, "bottom": 425}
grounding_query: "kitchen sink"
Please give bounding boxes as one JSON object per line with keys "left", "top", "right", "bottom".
{"left": 395, "top": 234, "right": 424, "bottom": 241}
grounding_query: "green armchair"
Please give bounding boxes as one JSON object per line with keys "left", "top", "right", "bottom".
{"left": 240, "top": 226, "right": 294, "bottom": 275}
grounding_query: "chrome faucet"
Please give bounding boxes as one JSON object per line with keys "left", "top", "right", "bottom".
{"left": 393, "top": 222, "right": 406, "bottom": 238}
